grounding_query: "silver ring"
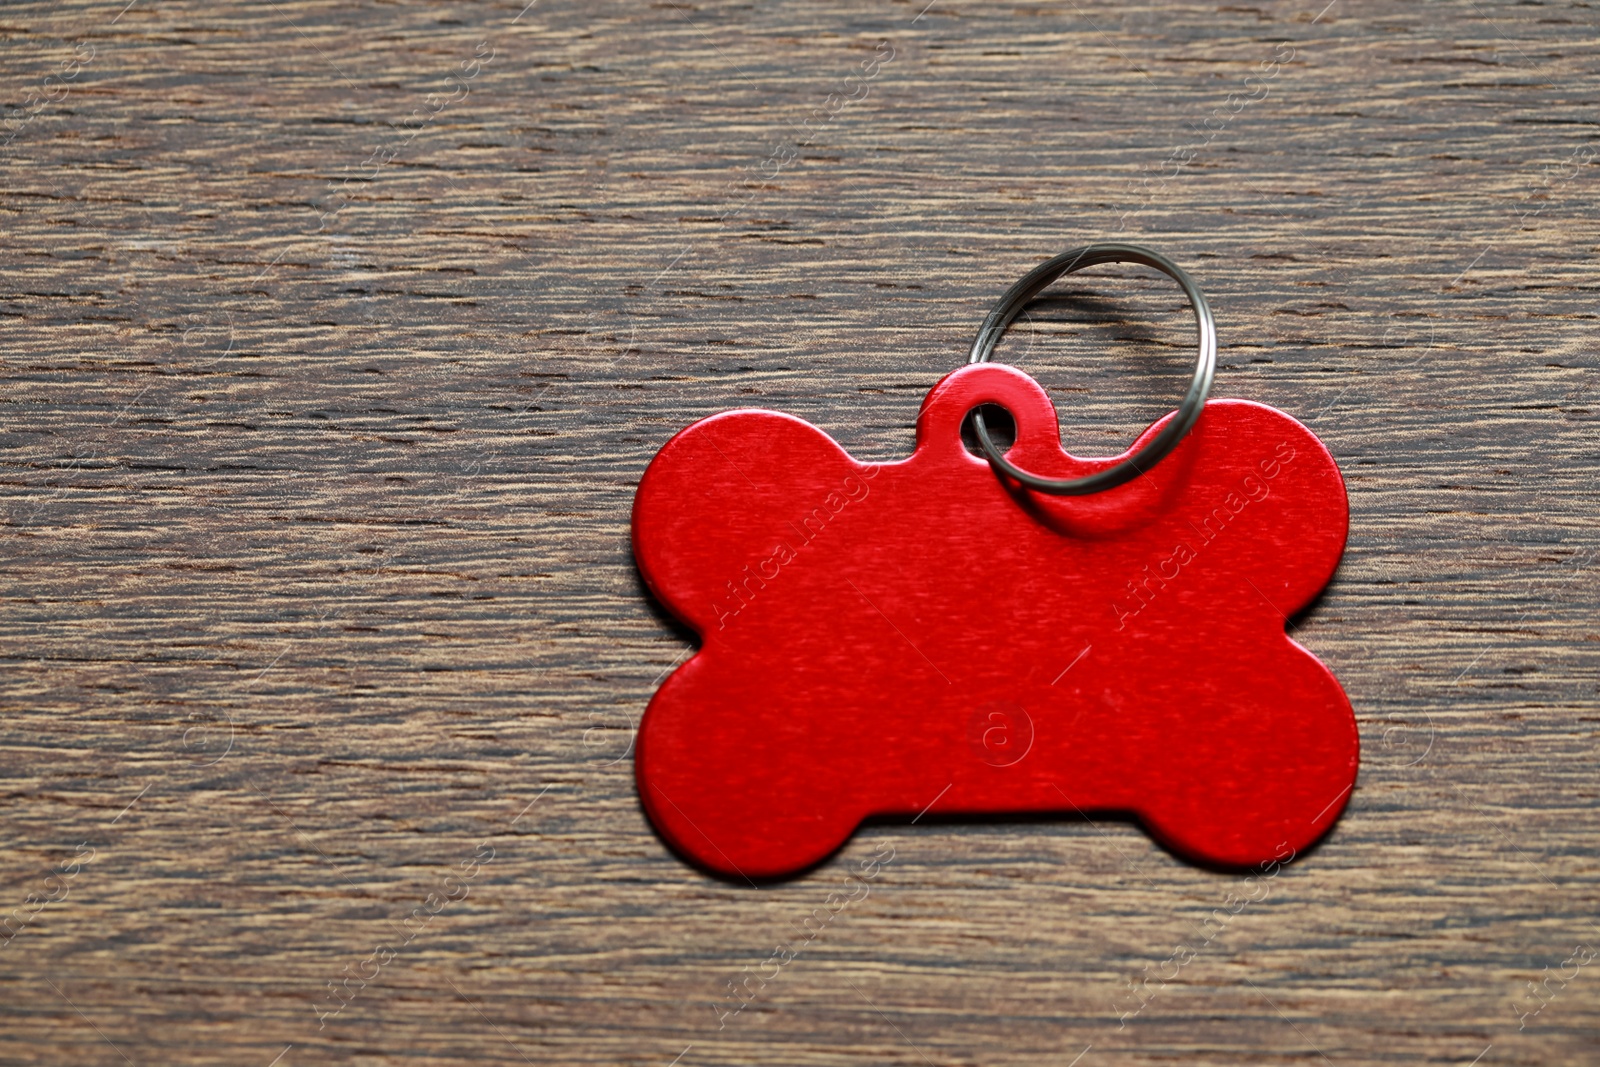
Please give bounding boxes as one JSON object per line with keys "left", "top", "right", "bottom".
{"left": 968, "top": 243, "right": 1217, "bottom": 496}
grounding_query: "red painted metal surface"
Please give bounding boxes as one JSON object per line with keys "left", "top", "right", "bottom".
{"left": 632, "top": 363, "right": 1356, "bottom": 879}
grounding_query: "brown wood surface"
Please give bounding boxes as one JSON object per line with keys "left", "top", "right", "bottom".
{"left": 1, "top": 1, "right": 1597, "bottom": 1064}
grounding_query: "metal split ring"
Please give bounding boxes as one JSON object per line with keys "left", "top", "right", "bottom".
{"left": 967, "top": 243, "right": 1217, "bottom": 496}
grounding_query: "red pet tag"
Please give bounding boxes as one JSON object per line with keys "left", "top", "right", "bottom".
{"left": 633, "top": 245, "right": 1356, "bottom": 879}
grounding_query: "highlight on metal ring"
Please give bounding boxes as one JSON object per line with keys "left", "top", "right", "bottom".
{"left": 967, "top": 243, "right": 1217, "bottom": 496}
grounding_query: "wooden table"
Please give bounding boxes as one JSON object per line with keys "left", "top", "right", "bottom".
{"left": 2, "top": 1, "right": 1596, "bottom": 1063}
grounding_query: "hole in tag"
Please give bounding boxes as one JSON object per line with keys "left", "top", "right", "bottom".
{"left": 960, "top": 404, "right": 1016, "bottom": 457}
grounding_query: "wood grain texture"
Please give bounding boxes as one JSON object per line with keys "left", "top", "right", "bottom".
{"left": 0, "top": 1, "right": 1596, "bottom": 1064}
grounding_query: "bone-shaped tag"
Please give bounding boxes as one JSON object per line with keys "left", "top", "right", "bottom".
{"left": 633, "top": 363, "right": 1356, "bottom": 879}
